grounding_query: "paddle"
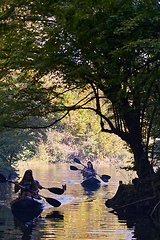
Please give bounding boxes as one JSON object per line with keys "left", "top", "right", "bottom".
{"left": 73, "top": 158, "right": 111, "bottom": 182}
{"left": 38, "top": 194, "right": 61, "bottom": 207}
{"left": 41, "top": 186, "right": 64, "bottom": 195}
{"left": 0, "top": 173, "right": 61, "bottom": 207}
{"left": 70, "top": 165, "right": 82, "bottom": 171}
{"left": 70, "top": 165, "right": 110, "bottom": 183}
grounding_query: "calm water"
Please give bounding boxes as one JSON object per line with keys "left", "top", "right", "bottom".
{"left": 0, "top": 162, "right": 137, "bottom": 240}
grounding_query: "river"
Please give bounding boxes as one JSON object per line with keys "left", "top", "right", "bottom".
{"left": 0, "top": 162, "right": 140, "bottom": 239}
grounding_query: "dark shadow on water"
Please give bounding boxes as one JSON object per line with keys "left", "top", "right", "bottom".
{"left": 115, "top": 211, "right": 160, "bottom": 240}
{"left": 45, "top": 211, "right": 64, "bottom": 220}
{"left": 83, "top": 186, "right": 100, "bottom": 191}
{"left": 12, "top": 208, "right": 43, "bottom": 240}
{"left": 83, "top": 185, "right": 108, "bottom": 196}
{"left": 83, "top": 188, "right": 100, "bottom": 196}
{"left": 12, "top": 208, "right": 43, "bottom": 222}
{"left": 82, "top": 184, "right": 101, "bottom": 192}
{"left": 101, "top": 184, "right": 108, "bottom": 191}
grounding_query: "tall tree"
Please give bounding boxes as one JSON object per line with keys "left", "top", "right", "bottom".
{"left": 1, "top": 0, "right": 160, "bottom": 178}
{"left": 0, "top": 127, "right": 47, "bottom": 167}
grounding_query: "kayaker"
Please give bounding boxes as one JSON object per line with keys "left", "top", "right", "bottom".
{"left": 35, "top": 180, "right": 43, "bottom": 189}
{"left": 81, "top": 161, "right": 96, "bottom": 179}
{"left": 15, "top": 169, "right": 38, "bottom": 197}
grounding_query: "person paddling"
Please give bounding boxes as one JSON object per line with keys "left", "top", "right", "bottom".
{"left": 81, "top": 161, "right": 96, "bottom": 180}
{"left": 35, "top": 180, "right": 43, "bottom": 190}
{"left": 15, "top": 169, "right": 38, "bottom": 197}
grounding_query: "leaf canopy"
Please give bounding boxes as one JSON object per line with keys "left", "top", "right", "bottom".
{"left": 1, "top": 0, "right": 160, "bottom": 177}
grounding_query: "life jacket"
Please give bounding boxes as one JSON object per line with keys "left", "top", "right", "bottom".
{"left": 86, "top": 168, "right": 96, "bottom": 177}
{"left": 21, "top": 180, "right": 34, "bottom": 194}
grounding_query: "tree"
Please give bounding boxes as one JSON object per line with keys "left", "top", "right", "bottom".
{"left": 0, "top": 123, "right": 47, "bottom": 168}
{"left": 1, "top": 0, "right": 160, "bottom": 178}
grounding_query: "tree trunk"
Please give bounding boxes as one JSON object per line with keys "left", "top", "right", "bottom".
{"left": 131, "top": 141, "right": 154, "bottom": 178}
{"left": 101, "top": 87, "right": 155, "bottom": 179}
{"left": 121, "top": 128, "right": 155, "bottom": 178}
{"left": 118, "top": 111, "right": 155, "bottom": 178}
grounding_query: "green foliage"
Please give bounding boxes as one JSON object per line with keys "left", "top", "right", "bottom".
{"left": 0, "top": 125, "right": 47, "bottom": 169}
{"left": 34, "top": 118, "right": 131, "bottom": 164}
{"left": 0, "top": 0, "right": 160, "bottom": 177}
{"left": 32, "top": 90, "right": 132, "bottom": 164}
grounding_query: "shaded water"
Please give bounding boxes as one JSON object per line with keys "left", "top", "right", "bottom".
{"left": 0, "top": 162, "right": 136, "bottom": 239}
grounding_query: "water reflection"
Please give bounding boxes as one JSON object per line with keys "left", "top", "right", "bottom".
{"left": 46, "top": 211, "right": 64, "bottom": 220}
{"left": 116, "top": 210, "right": 160, "bottom": 240}
{"left": 12, "top": 208, "right": 43, "bottom": 223}
{"left": 13, "top": 214, "right": 40, "bottom": 240}
{"left": 11, "top": 210, "right": 63, "bottom": 240}
{"left": 0, "top": 163, "right": 137, "bottom": 239}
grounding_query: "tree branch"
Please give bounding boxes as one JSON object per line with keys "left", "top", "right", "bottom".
{"left": 109, "top": 195, "right": 156, "bottom": 213}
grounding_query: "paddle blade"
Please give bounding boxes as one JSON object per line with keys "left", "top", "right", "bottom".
{"left": 48, "top": 187, "right": 64, "bottom": 195}
{"left": 70, "top": 166, "right": 79, "bottom": 171}
{"left": 102, "top": 174, "right": 111, "bottom": 180}
{"left": 0, "top": 173, "right": 7, "bottom": 183}
{"left": 74, "top": 158, "right": 81, "bottom": 164}
{"left": 45, "top": 197, "right": 61, "bottom": 207}
{"left": 99, "top": 176, "right": 109, "bottom": 182}
{"left": 99, "top": 174, "right": 111, "bottom": 182}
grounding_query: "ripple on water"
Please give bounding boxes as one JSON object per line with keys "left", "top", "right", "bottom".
{"left": 0, "top": 164, "right": 137, "bottom": 240}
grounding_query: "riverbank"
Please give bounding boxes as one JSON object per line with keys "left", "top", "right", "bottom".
{"left": 105, "top": 176, "right": 160, "bottom": 226}
{"left": 0, "top": 168, "right": 19, "bottom": 180}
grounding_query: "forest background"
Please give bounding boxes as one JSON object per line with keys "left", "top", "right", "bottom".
{"left": 0, "top": 89, "right": 132, "bottom": 173}
{"left": 1, "top": 0, "right": 160, "bottom": 179}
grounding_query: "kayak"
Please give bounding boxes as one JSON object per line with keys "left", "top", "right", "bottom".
{"left": 81, "top": 176, "right": 101, "bottom": 190}
{"left": 12, "top": 207, "right": 43, "bottom": 222}
{"left": 10, "top": 196, "right": 44, "bottom": 211}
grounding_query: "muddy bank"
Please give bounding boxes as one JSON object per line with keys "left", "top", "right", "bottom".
{"left": 106, "top": 177, "right": 160, "bottom": 224}
{"left": 105, "top": 177, "right": 160, "bottom": 239}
